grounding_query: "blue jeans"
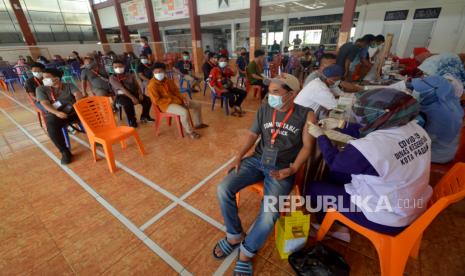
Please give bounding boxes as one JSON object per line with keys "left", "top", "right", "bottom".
{"left": 216, "top": 155, "right": 295, "bottom": 258}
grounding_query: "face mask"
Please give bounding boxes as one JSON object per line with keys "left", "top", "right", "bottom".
{"left": 43, "top": 78, "right": 53, "bottom": 87}
{"left": 241, "top": 52, "right": 246, "bottom": 56}
{"left": 154, "top": 73, "right": 165, "bottom": 81}
{"left": 140, "top": 42, "right": 145, "bottom": 47}
{"left": 141, "top": 59, "right": 148, "bottom": 64}
{"left": 32, "top": 72, "right": 42, "bottom": 78}
{"left": 183, "top": 56, "right": 189, "bottom": 61}
{"left": 219, "top": 61, "right": 227, "bottom": 68}
{"left": 268, "top": 94, "right": 284, "bottom": 109}
{"left": 114, "top": 67, "right": 125, "bottom": 74}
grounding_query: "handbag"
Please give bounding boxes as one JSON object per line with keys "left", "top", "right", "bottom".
{"left": 288, "top": 243, "right": 350, "bottom": 276}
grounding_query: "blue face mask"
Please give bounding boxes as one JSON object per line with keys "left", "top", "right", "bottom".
{"left": 268, "top": 94, "right": 284, "bottom": 109}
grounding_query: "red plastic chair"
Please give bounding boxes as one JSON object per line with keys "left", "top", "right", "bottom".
{"left": 152, "top": 104, "right": 193, "bottom": 138}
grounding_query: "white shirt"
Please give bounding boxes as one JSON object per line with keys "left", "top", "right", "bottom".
{"left": 294, "top": 78, "right": 337, "bottom": 120}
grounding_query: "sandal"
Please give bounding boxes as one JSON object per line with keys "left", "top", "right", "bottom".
{"left": 233, "top": 260, "right": 253, "bottom": 276}
{"left": 213, "top": 238, "right": 240, "bottom": 260}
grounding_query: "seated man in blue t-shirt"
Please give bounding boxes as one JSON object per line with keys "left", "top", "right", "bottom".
{"left": 174, "top": 51, "right": 201, "bottom": 92}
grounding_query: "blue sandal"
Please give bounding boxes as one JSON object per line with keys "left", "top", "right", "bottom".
{"left": 213, "top": 238, "right": 240, "bottom": 260}
{"left": 233, "top": 260, "right": 253, "bottom": 276}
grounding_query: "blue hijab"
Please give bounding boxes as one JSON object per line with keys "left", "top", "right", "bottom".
{"left": 412, "top": 76, "right": 464, "bottom": 163}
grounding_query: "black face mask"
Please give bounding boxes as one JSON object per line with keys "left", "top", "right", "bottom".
{"left": 241, "top": 53, "right": 246, "bottom": 56}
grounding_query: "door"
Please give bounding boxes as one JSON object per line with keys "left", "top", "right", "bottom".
{"left": 382, "top": 22, "right": 403, "bottom": 56}
{"left": 404, "top": 20, "right": 435, "bottom": 57}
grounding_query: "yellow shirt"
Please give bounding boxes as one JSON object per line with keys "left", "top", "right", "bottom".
{"left": 146, "top": 78, "right": 184, "bottom": 112}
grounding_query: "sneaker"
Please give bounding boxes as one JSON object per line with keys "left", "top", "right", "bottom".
{"left": 310, "top": 223, "right": 351, "bottom": 243}
{"left": 128, "top": 120, "right": 138, "bottom": 128}
{"left": 140, "top": 116, "right": 155, "bottom": 123}
{"left": 60, "top": 149, "right": 72, "bottom": 165}
{"left": 194, "top": 123, "right": 209, "bottom": 129}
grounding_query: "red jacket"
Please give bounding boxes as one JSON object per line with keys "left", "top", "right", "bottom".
{"left": 209, "top": 67, "right": 234, "bottom": 95}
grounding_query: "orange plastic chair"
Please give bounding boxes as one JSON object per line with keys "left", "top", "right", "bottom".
{"left": 152, "top": 104, "right": 193, "bottom": 138}
{"left": 235, "top": 163, "right": 307, "bottom": 206}
{"left": 74, "top": 96, "right": 145, "bottom": 173}
{"left": 316, "top": 162, "right": 465, "bottom": 276}
{"left": 245, "top": 79, "right": 261, "bottom": 99}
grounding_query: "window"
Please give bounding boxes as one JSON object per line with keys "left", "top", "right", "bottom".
{"left": 92, "top": 0, "right": 107, "bottom": 4}
{"left": 304, "top": 29, "right": 322, "bottom": 44}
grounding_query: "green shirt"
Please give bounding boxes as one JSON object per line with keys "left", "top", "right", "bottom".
{"left": 246, "top": 60, "right": 263, "bottom": 85}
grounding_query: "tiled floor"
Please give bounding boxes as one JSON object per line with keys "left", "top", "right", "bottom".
{"left": 0, "top": 82, "right": 464, "bottom": 275}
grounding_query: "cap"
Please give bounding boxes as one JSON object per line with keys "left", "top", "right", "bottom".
{"left": 322, "top": 64, "right": 344, "bottom": 78}
{"left": 264, "top": 73, "right": 301, "bottom": 92}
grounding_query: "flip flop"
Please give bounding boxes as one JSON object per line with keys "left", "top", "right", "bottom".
{"left": 233, "top": 260, "right": 253, "bottom": 276}
{"left": 212, "top": 238, "right": 240, "bottom": 260}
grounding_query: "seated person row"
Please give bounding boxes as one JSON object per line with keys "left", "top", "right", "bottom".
{"left": 246, "top": 49, "right": 268, "bottom": 99}
{"left": 295, "top": 64, "right": 344, "bottom": 120}
{"left": 306, "top": 88, "right": 432, "bottom": 237}
{"left": 36, "top": 68, "right": 83, "bottom": 164}
{"left": 214, "top": 74, "right": 315, "bottom": 275}
{"left": 209, "top": 55, "right": 247, "bottom": 116}
{"left": 147, "top": 62, "right": 208, "bottom": 139}
{"left": 109, "top": 60, "right": 153, "bottom": 128}
{"left": 24, "top": 62, "right": 46, "bottom": 113}
{"left": 174, "top": 51, "right": 201, "bottom": 92}
{"left": 81, "top": 56, "right": 112, "bottom": 96}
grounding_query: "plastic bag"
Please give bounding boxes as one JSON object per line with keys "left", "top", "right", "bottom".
{"left": 288, "top": 243, "right": 350, "bottom": 276}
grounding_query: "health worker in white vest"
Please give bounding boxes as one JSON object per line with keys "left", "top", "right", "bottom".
{"left": 306, "top": 88, "right": 432, "bottom": 236}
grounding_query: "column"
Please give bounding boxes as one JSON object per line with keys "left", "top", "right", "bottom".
{"left": 9, "top": 0, "right": 40, "bottom": 58}
{"left": 337, "top": 0, "right": 357, "bottom": 49}
{"left": 144, "top": 0, "right": 164, "bottom": 61}
{"left": 282, "top": 16, "right": 289, "bottom": 50}
{"left": 187, "top": 0, "right": 203, "bottom": 75}
{"left": 114, "top": 1, "right": 133, "bottom": 52}
{"left": 88, "top": 0, "right": 110, "bottom": 53}
{"left": 249, "top": 0, "right": 261, "bottom": 61}
{"left": 231, "top": 22, "right": 236, "bottom": 57}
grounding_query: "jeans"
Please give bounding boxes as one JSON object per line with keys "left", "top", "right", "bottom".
{"left": 45, "top": 113, "right": 79, "bottom": 152}
{"left": 116, "top": 94, "right": 151, "bottom": 122}
{"left": 217, "top": 155, "right": 295, "bottom": 257}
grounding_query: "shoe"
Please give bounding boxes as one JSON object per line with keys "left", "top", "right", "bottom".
{"left": 128, "top": 120, "right": 138, "bottom": 128}
{"left": 60, "top": 149, "right": 72, "bottom": 165}
{"left": 140, "top": 116, "right": 155, "bottom": 123}
{"left": 194, "top": 123, "right": 209, "bottom": 129}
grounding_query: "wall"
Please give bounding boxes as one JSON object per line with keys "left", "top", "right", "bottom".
{"left": 355, "top": 0, "right": 465, "bottom": 57}
{"left": 197, "top": 0, "right": 249, "bottom": 16}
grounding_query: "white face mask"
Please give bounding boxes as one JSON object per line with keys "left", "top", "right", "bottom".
{"left": 43, "top": 78, "right": 53, "bottom": 87}
{"left": 154, "top": 73, "right": 165, "bottom": 81}
{"left": 141, "top": 59, "right": 148, "bottom": 64}
{"left": 140, "top": 42, "right": 145, "bottom": 47}
{"left": 114, "top": 67, "right": 125, "bottom": 74}
{"left": 32, "top": 71, "right": 42, "bottom": 78}
{"left": 219, "top": 61, "right": 227, "bottom": 68}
